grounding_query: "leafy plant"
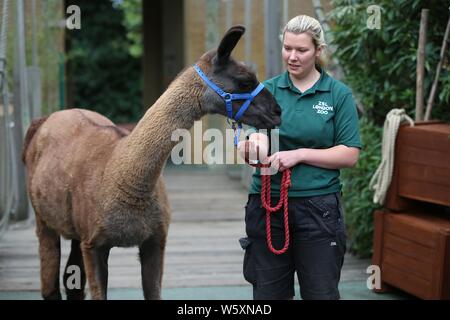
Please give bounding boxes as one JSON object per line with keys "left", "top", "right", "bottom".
{"left": 341, "top": 118, "right": 382, "bottom": 258}
{"left": 330, "top": 0, "right": 450, "bottom": 257}
{"left": 118, "top": 0, "right": 143, "bottom": 58}
{"left": 329, "top": 0, "right": 450, "bottom": 125}
{"left": 66, "top": 0, "right": 143, "bottom": 123}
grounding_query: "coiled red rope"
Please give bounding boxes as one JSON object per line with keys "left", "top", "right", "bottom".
{"left": 261, "top": 168, "right": 291, "bottom": 254}
{"left": 244, "top": 143, "right": 292, "bottom": 255}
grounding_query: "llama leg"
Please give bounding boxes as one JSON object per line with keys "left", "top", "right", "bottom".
{"left": 139, "top": 233, "right": 167, "bottom": 300}
{"left": 36, "top": 217, "right": 62, "bottom": 300}
{"left": 63, "top": 240, "right": 87, "bottom": 300}
{"left": 80, "top": 243, "right": 110, "bottom": 300}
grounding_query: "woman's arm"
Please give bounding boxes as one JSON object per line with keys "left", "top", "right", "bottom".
{"left": 268, "top": 146, "right": 360, "bottom": 171}
{"left": 239, "top": 133, "right": 360, "bottom": 171}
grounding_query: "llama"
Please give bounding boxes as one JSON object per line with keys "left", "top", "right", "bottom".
{"left": 22, "top": 26, "right": 281, "bottom": 300}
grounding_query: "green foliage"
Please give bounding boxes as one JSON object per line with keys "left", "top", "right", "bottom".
{"left": 330, "top": 0, "right": 450, "bottom": 257}
{"left": 329, "top": 0, "right": 450, "bottom": 125}
{"left": 341, "top": 118, "right": 382, "bottom": 258}
{"left": 118, "top": 0, "right": 143, "bottom": 58}
{"left": 66, "top": 0, "right": 143, "bottom": 123}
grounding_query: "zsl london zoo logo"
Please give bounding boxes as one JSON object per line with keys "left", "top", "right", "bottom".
{"left": 312, "top": 101, "right": 333, "bottom": 115}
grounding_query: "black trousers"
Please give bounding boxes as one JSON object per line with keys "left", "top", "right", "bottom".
{"left": 241, "top": 192, "right": 347, "bottom": 300}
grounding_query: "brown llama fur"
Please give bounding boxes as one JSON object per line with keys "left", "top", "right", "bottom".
{"left": 22, "top": 26, "right": 281, "bottom": 300}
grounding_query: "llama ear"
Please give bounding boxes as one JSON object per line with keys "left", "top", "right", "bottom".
{"left": 216, "top": 25, "right": 246, "bottom": 65}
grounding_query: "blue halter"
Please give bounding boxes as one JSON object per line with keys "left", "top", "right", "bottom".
{"left": 193, "top": 64, "right": 265, "bottom": 145}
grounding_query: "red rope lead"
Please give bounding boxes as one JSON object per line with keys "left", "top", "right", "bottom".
{"left": 244, "top": 141, "right": 292, "bottom": 255}
{"left": 261, "top": 169, "right": 291, "bottom": 255}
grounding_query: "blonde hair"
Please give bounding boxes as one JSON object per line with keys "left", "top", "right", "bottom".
{"left": 280, "top": 15, "right": 326, "bottom": 49}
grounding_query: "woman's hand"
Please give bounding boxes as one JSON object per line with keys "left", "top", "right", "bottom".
{"left": 267, "top": 150, "right": 304, "bottom": 172}
{"left": 237, "top": 134, "right": 269, "bottom": 163}
{"left": 268, "top": 145, "right": 359, "bottom": 171}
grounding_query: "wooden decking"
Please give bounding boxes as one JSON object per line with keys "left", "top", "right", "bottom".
{"left": 0, "top": 164, "right": 370, "bottom": 293}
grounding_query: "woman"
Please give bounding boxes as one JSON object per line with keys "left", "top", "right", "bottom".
{"left": 238, "top": 15, "right": 361, "bottom": 300}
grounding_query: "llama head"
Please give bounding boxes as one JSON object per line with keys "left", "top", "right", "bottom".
{"left": 197, "top": 25, "right": 281, "bottom": 129}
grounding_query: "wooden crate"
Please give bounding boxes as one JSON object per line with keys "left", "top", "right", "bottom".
{"left": 384, "top": 122, "right": 450, "bottom": 211}
{"left": 372, "top": 210, "right": 450, "bottom": 299}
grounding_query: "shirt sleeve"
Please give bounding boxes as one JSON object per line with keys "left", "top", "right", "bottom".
{"left": 334, "top": 93, "right": 362, "bottom": 149}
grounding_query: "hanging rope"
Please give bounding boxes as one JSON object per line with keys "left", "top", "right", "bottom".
{"left": 369, "top": 108, "right": 414, "bottom": 206}
{"left": 244, "top": 142, "right": 292, "bottom": 255}
{"left": 261, "top": 168, "right": 291, "bottom": 255}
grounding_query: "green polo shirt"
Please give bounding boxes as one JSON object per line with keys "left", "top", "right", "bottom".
{"left": 249, "top": 68, "right": 362, "bottom": 197}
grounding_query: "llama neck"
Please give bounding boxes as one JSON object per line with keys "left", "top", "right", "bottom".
{"left": 107, "top": 68, "right": 205, "bottom": 202}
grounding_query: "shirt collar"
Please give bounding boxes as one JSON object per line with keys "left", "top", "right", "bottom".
{"left": 277, "top": 67, "right": 332, "bottom": 93}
